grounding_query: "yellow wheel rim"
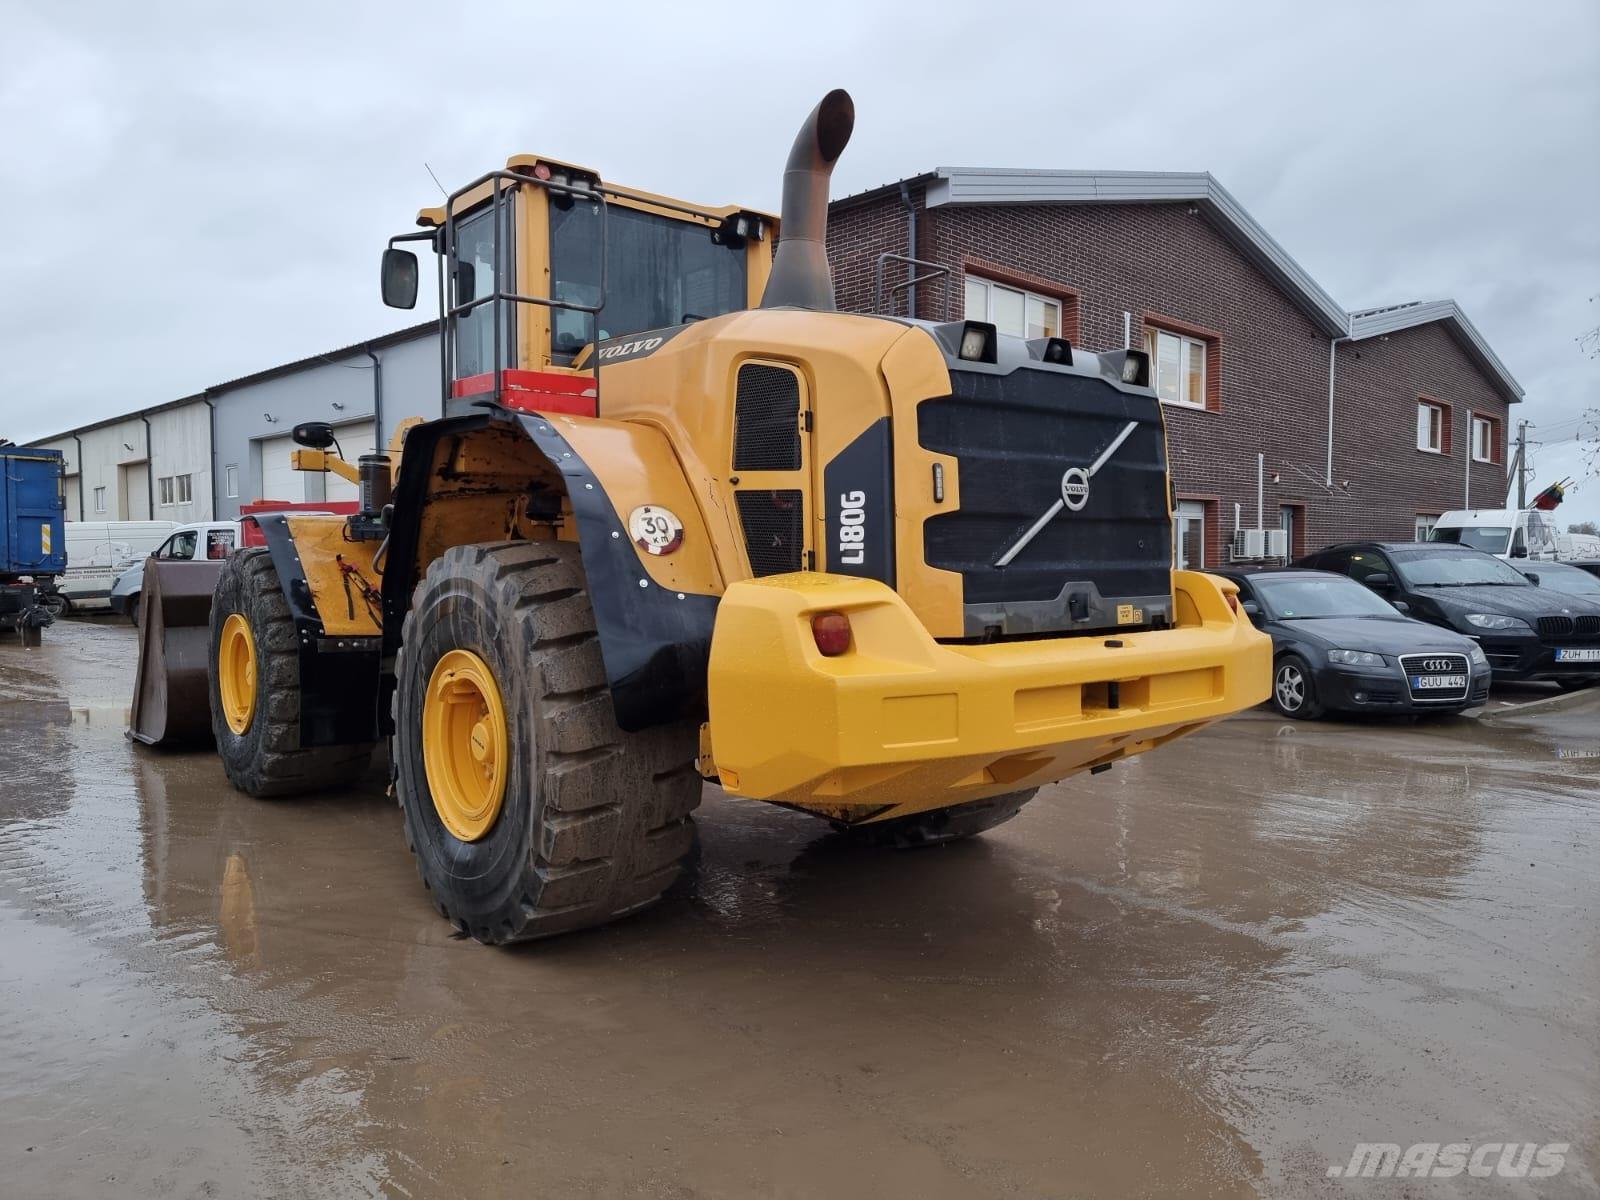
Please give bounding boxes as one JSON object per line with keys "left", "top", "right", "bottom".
{"left": 218, "top": 613, "right": 258, "bottom": 736}
{"left": 422, "top": 649, "right": 510, "bottom": 842}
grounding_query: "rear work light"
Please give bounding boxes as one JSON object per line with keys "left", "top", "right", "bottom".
{"left": 811, "top": 611, "right": 852, "bottom": 657}
{"left": 1225, "top": 592, "right": 1240, "bottom": 615}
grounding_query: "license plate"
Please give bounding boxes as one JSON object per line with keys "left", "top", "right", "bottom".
{"left": 1411, "top": 674, "right": 1466, "bottom": 690}
{"left": 1555, "top": 648, "right": 1600, "bottom": 663}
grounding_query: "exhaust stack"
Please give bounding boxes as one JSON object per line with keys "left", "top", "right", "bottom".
{"left": 760, "top": 89, "right": 854, "bottom": 311}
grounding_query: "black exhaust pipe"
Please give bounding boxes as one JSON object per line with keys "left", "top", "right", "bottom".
{"left": 760, "top": 88, "right": 854, "bottom": 311}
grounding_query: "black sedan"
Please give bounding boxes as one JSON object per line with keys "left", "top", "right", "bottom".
{"left": 1298, "top": 542, "right": 1600, "bottom": 689}
{"left": 1215, "top": 567, "right": 1492, "bottom": 719}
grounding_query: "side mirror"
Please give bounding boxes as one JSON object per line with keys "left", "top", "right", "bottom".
{"left": 1391, "top": 600, "right": 1411, "bottom": 614}
{"left": 1363, "top": 571, "right": 1393, "bottom": 591}
{"left": 1510, "top": 533, "right": 1528, "bottom": 558}
{"left": 454, "top": 260, "right": 477, "bottom": 308}
{"left": 292, "top": 421, "right": 336, "bottom": 450}
{"left": 381, "top": 247, "right": 419, "bottom": 310}
{"left": 1524, "top": 573, "right": 1540, "bottom": 588}
{"left": 1240, "top": 600, "right": 1261, "bottom": 620}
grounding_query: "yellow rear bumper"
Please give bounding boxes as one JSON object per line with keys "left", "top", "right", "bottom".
{"left": 705, "top": 570, "right": 1271, "bottom": 822}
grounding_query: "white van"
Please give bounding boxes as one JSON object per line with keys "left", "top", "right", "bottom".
{"left": 108, "top": 521, "right": 241, "bottom": 622}
{"left": 55, "top": 520, "right": 178, "bottom": 612}
{"left": 1429, "top": 508, "right": 1561, "bottom": 561}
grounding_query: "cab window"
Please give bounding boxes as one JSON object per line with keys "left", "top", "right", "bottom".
{"left": 158, "top": 531, "right": 198, "bottom": 560}
{"left": 452, "top": 202, "right": 516, "bottom": 380}
{"left": 548, "top": 202, "right": 748, "bottom": 363}
{"left": 206, "top": 530, "right": 235, "bottom": 559}
{"left": 1344, "top": 551, "right": 1395, "bottom": 586}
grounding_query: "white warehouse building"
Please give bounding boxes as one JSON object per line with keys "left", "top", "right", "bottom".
{"left": 33, "top": 322, "right": 440, "bottom": 522}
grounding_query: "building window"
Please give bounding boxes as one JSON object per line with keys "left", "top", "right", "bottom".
{"left": 1144, "top": 328, "right": 1208, "bottom": 409}
{"left": 1415, "top": 514, "right": 1439, "bottom": 541}
{"left": 225, "top": 464, "right": 239, "bottom": 499}
{"left": 158, "top": 476, "right": 174, "bottom": 506}
{"left": 1417, "top": 400, "right": 1447, "bottom": 453}
{"left": 176, "top": 474, "right": 192, "bottom": 504}
{"left": 1174, "top": 500, "right": 1207, "bottom": 570}
{"left": 1471, "top": 415, "right": 1499, "bottom": 464}
{"left": 964, "top": 276, "right": 1060, "bottom": 339}
{"left": 93, "top": 486, "right": 107, "bottom": 513}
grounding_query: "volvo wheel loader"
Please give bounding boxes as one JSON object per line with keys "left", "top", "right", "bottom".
{"left": 131, "top": 90, "right": 1270, "bottom": 943}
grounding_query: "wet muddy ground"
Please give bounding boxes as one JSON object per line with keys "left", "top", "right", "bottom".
{"left": 1, "top": 619, "right": 1596, "bottom": 1198}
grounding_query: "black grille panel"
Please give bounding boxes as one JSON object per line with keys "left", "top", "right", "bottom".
{"left": 1535, "top": 614, "right": 1599, "bottom": 640}
{"left": 733, "top": 364, "right": 801, "bottom": 471}
{"left": 920, "top": 368, "right": 1170, "bottom": 616}
{"left": 735, "top": 490, "right": 804, "bottom": 577}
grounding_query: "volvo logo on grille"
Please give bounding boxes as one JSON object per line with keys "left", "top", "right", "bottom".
{"left": 1421, "top": 658, "right": 1455, "bottom": 672}
{"left": 1059, "top": 467, "right": 1090, "bottom": 512}
{"left": 993, "top": 420, "right": 1140, "bottom": 567}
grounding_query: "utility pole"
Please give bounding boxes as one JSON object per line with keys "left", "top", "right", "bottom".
{"left": 1513, "top": 420, "right": 1531, "bottom": 509}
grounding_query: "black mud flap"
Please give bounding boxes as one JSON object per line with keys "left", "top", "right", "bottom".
{"left": 254, "top": 514, "right": 384, "bottom": 748}
{"left": 382, "top": 411, "right": 718, "bottom": 734}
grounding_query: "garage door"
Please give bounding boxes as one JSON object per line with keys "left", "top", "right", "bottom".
{"left": 259, "top": 435, "right": 304, "bottom": 503}
{"left": 258, "top": 422, "right": 376, "bottom": 505}
{"left": 324, "top": 421, "right": 376, "bottom": 504}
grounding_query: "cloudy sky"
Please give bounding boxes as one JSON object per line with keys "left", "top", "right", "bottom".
{"left": 2, "top": 1, "right": 1595, "bottom": 515}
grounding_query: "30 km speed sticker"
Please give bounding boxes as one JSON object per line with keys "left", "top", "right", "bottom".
{"left": 628, "top": 505, "right": 684, "bottom": 556}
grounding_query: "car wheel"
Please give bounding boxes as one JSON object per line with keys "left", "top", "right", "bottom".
{"left": 38, "top": 593, "right": 69, "bottom": 618}
{"left": 1272, "top": 654, "right": 1324, "bottom": 719}
{"left": 127, "top": 594, "right": 141, "bottom": 627}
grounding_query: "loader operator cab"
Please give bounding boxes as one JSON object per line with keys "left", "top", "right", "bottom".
{"left": 381, "top": 157, "right": 773, "bottom": 412}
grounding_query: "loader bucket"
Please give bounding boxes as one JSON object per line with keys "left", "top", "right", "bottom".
{"left": 129, "top": 558, "right": 226, "bottom": 746}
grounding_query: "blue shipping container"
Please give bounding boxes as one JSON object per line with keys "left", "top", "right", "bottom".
{"left": 1, "top": 448, "right": 69, "bottom": 579}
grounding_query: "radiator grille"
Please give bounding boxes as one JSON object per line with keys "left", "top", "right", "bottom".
{"left": 733, "top": 364, "right": 801, "bottom": 471}
{"left": 1535, "top": 614, "right": 1598, "bottom": 639}
{"left": 1399, "top": 653, "right": 1471, "bottom": 702}
{"left": 919, "top": 368, "right": 1170, "bottom": 627}
{"left": 735, "top": 490, "right": 804, "bottom": 577}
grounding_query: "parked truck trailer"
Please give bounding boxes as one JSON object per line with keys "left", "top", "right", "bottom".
{"left": 0, "top": 446, "right": 68, "bottom": 645}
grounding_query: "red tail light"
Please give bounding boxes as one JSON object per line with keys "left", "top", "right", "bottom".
{"left": 811, "top": 611, "right": 852, "bottom": 657}
{"left": 1225, "top": 592, "right": 1240, "bottom": 615}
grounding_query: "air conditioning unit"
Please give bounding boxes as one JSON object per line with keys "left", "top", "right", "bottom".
{"left": 1264, "top": 528, "right": 1289, "bottom": 559}
{"left": 1231, "top": 528, "right": 1266, "bottom": 560}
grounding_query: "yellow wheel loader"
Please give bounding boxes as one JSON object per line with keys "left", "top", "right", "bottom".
{"left": 132, "top": 91, "right": 1270, "bottom": 943}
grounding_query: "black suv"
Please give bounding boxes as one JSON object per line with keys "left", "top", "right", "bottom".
{"left": 1297, "top": 542, "right": 1600, "bottom": 689}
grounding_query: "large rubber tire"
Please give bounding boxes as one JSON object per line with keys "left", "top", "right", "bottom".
{"left": 1271, "top": 653, "right": 1324, "bottom": 719}
{"left": 838, "top": 788, "right": 1039, "bottom": 849}
{"left": 393, "top": 541, "right": 702, "bottom": 944}
{"left": 209, "top": 547, "right": 376, "bottom": 796}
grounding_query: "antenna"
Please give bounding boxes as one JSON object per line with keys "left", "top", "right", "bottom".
{"left": 423, "top": 162, "right": 447, "bottom": 198}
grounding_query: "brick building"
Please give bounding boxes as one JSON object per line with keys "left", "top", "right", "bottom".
{"left": 827, "top": 170, "right": 1523, "bottom": 569}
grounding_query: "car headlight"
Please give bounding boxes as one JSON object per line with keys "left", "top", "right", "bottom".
{"left": 1467, "top": 643, "right": 1489, "bottom": 667}
{"left": 1463, "top": 613, "right": 1531, "bottom": 631}
{"left": 1327, "top": 649, "right": 1386, "bottom": 667}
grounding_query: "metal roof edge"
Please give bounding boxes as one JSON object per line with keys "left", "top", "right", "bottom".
{"left": 922, "top": 167, "right": 1348, "bottom": 337}
{"left": 1349, "top": 300, "right": 1524, "bottom": 403}
{"left": 25, "top": 321, "right": 442, "bottom": 449}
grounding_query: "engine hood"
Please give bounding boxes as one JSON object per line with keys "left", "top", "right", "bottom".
{"left": 1420, "top": 585, "right": 1600, "bottom": 619}
{"left": 1279, "top": 616, "right": 1475, "bottom": 655}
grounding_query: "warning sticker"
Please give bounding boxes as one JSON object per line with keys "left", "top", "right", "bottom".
{"left": 1116, "top": 604, "right": 1143, "bottom": 624}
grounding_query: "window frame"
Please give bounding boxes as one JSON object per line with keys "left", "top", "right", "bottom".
{"left": 1144, "top": 328, "right": 1208, "bottom": 409}
{"left": 224, "top": 464, "right": 239, "bottom": 499}
{"left": 964, "top": 274, "right": 1062, "bottom": 341}
{"left": 1416, "top": 398, "right": 1449, "bottom": 454}
{"left": 158, "top": 476, "right": 174, "bottom": 507}
{"left": 93, "top": 486, "right": 107, "bottom": 513}
{"left": 1470, "top": 414, "right": 1498, "bottom": 464}
{"left": 175, "top": 474, "right": 193, "bottom": 504}
{"left": 1415, "top": 513, "right": 1440, "bottom": 542}
{"left": 1173, "top": 499, "right": 1209, "bottom": 570}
